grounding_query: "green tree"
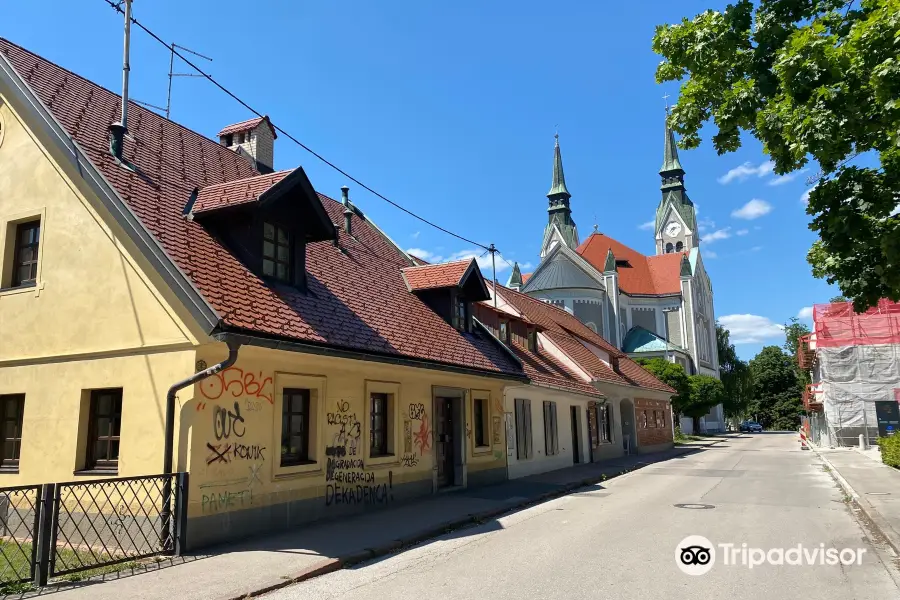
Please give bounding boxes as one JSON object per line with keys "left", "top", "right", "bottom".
{"left": 749, "top": 345, "right": 804, "bottom": 430}
{"left": 829, "top": 295, "right": 848, "bottom": 303}
{"left": 687, "top": 375, "right": 726, "bottom": 432}
{"left": 634, "top": 358, "right": 692, "bottom": 416}
{"left": 653, "top": 0, "right": 900, "bottom": 311}
{"left": 783, "top": 316, "right": 812, "bottom": 387}
{"left": 716, "top": 324, "right": 754, "bottom": 421}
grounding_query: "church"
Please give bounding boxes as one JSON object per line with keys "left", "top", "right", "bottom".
{"left": 508, "top": 115, "right": 724, "bottom": 433}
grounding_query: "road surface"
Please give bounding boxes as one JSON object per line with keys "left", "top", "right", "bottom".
{"left": 263, "top": 433, "right": 900, "bottom": 600}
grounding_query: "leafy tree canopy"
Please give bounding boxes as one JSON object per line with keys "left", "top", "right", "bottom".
{"left": 783, "top": 316, "right": 812, "bottom": 357}
{"left": 749, "top": 345, "right": 805, "bottom": 429}
{"left": 687, "top": 374, "right": 727, "bottom": 420}
{"left": 653, "top": 0, "right": 900, "bottom": 311}
{"left": 830, "top": 295, "right": 848, "bottom": 302}
{"left": 634, "top": 358, "right": 692, "bottom": 415}
{"left": 716, "top": 324, "right": 754, "bottom": 418}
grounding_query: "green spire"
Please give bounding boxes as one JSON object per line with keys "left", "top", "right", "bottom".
{"left": 508, "top": 262, "right": 523, "bottom": 288}
{"left": 547, "top": 134, "right": 570, "bottom": 199}
{"left": 603, "top": 248, "right": 616, "bottom": 273}
{"left": 660, "top": 109, "right": 684, "bottom": 175}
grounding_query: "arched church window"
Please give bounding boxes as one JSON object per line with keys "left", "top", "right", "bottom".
{"left": 586, "top": 322, "right": 598, "bottom": 333}
{"left": 665, "top": 243, "right": 674, "bottom": 253}
{"left": 675, "top": 241, "right": 683, "bottom": 252}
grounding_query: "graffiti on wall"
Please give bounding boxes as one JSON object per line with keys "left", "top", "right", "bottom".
{"left": 197, "top": 367, "right": 273, "bottom": 410}
{"left": 327, "top": 400, "right": 360, "bottom": 456}
{"left": 400, "top": 453, "right": 419, "bottom": 467}
{"left": 492, "top": 416, "right": 501, "bottom": 445}
{"left": 199, "top": 462, "right": 263, "bottom": 514}
{"left": 409, "top": 404, "right": 432, "bottom": 456}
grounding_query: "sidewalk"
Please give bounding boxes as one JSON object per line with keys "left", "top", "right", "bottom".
{"left": 41, "top": 438, "right": 726, "bottom": 600}
{"left": 811, "top": 442, "right": 900, "bottom": 555}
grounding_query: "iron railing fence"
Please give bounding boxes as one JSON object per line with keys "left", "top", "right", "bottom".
{"left": 0, "top": 484, "right": 41, "bottom": 585}
{"left": 0, "top": 472, "right": 187, "bottom": 589}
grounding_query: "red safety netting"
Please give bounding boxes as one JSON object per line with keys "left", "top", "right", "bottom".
{"left": 813, "top": 299, "right": 900, "bottom": 348}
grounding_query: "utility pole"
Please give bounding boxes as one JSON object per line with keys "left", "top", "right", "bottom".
{"left": 488, "top": 244, "right": 498, "bottom": 308}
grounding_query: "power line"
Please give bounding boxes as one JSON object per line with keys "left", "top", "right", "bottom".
{"left": 102, "top": 0, "right": 491, "bottom": 252}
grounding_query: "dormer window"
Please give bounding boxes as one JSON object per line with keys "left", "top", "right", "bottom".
{"left": 527, "top": 328, "right": 538, "bottom": 353}
{"left": 453, "top": 294, "right": 468, "bottom": 331}
{"left": 263, "top": 222, "right": 291, "bottom": 282}
{"left": 499, "top": 320, "right": 510, "bottom": 344}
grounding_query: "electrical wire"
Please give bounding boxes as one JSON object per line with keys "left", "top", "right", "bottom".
{"left": 102, "top": 0, "right": 494, "bottom": 253}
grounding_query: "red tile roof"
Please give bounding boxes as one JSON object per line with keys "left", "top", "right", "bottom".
{"left": 491, "top": 284, "right": 674, "bottom": 393}
{"left": 193, "top": 170, "right": 292, "bottom": 214}
{"left": 217, "top": 116, "right": 277, "bottom": 139}
{"left": 521, "top": 273, "right": 532, "bottom": 284}
{"left": 1, "top": 38, "right": 521, "bottom": 378}
{"left": 576, "top": 233, "right": 684, "bottom": 296}
{"left": 472, "top": 304, "right": 601, "bottom": 398}
{"left": 401, "top": 259, "right": 472, "bottom": 292}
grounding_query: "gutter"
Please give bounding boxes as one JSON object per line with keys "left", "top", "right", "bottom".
{"left": 216, "top": 329, "right": 529, "bottom": 383}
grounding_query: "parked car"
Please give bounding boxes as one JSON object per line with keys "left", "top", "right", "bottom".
{"left": 740, "top": 421, "right": 763, "bottom": 433}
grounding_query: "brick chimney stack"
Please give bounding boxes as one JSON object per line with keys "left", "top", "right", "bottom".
{"left": 217, "top": 116, "right": 277, "bottom": 173}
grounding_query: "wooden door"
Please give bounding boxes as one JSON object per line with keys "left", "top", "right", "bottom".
{"left": 435, "top": 397, "right": 454, "bottom": 487}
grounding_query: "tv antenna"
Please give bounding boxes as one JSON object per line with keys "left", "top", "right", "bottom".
{"left": 131, "top": 42, "right": 213, "bottom": 118}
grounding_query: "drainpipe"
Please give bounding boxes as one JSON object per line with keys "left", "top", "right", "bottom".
{"left": 163, "top": 338, "right": 241, "bottom": 475}
{"left": 161, "top": 337, "right": 240, "bottom": 553}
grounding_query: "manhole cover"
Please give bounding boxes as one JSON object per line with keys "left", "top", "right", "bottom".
{"left": 673, "top": 503, "right": 716, "bottom": 510}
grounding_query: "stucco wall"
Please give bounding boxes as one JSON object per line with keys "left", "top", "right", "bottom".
{"left": 0, "top": 95, "right": 198, "bottom": 363}
{"left": 573, "top": 300, "right": 604, "bottom": 334}
{"left": 186, "top": 343, "right": 510, "bottom": 548}
{"left": 504, "top": 385, "right": 591, "bottom": 479}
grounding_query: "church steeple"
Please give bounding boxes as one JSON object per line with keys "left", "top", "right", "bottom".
{"left": 540, "top": 133, "right": 579, "bottom": 258}
{"left": 654, "top": 107, "right": 698, "bottom": 255}
{"left": 548, "top": 134, "right": 570, "bottom": 199}
{"left": 659, "top": 109, "right": 685, "bottom": 192}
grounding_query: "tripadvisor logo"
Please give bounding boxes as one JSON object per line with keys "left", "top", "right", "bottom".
{"left": 676, "top": 536, "right": 866, "bottom": 575}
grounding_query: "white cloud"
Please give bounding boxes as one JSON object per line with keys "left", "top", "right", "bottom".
{"left": 698, "top": 218, "right": 716, "bottom": 232}
{"left": 411, "top": 231, "right": 421, "bottom": 240}
{"left": 702, "top": 227, "right": 732, "bottom": 243}
{"left": 797, "top": 306, "right": 814, "bottom": 320}
{"left": 518, "top": 262, "right": 534, "bottom": 270}
{"left": 736, "top": 229, "right": 749, "bottom": 236}
{"left": 718, "top": 314, "right": 786, "bottom": 344}
{"left": 732, "top": 199, "right": 773, "bottom": 220}
{"left": 405, "top": 247, "right": 508, "bottom": 273}
{"left": 704, "top": 250, "right": 717, "bottom": 259}
{"left": 638, "top": 220, "right": 655, "bottom": 231}
{"left": 718, "top": 161, "right": 775, "bottom": 184}
{"left": 767, "top": 169, "right": 807, "bottom": 186}
{"left": 751, "top": 246, "right": 763, "bottom": 252}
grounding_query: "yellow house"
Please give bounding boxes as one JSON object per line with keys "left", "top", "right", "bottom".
{"left": 0, "top": 39, "right": 527, "bottom": 548}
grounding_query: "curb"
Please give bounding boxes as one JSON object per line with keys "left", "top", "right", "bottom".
{"left": 811, "top": 445, "right": 900, "bottom": 557}
{"left": 229, "top": 440, "right": 723, "bottom": 599}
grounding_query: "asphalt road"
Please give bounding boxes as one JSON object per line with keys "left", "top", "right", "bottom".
{"left": 264, "top": 433, "right": 900, "bottom": 600}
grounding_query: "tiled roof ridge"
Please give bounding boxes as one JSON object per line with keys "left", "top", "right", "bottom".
{"left": 198, "top": 168, "right": 294, "bottom": 192}
{"left": 0, "top": 37, "right": 261, "bottom": 178}
{"left": 401, "top": 257, "right": 472, "bottom": 273}
{"left": 581, "top": 231, "right": 648, "bottom": 260}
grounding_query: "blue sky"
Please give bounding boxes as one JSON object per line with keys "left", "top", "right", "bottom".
{"left": 3, "top": 0, "right": 839, "bottom": 360}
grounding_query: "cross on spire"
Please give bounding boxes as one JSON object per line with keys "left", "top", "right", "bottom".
{"left": 663, "top": 92, "right": 671, "bottom": 113}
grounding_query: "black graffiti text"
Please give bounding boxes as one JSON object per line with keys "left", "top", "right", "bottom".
{"left": 408, "top": 403, "right": 426, "bottom": 420}
{"left": 213, "top": 401, "right": 245, "bottom": 440}
{"left": 233, "top": 444, "right": 265, "bottom": 461}
{"left": 325, "top": 483, "right": 389, "bottom": 506}
{"left": 400, "top": 453, "right": 419, "bottom": 467}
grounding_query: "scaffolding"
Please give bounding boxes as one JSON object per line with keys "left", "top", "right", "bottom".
{"left": 807, "top": 300, "right": 900, "bottom": 447}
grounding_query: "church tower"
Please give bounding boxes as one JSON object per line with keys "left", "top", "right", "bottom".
{"left": 654, "top": 110, "right": 698, "bottom": 255}
{"left": 540, "top": 134, "right": 579, "bottom": 258}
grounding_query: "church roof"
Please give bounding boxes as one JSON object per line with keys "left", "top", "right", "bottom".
{"left": 660, "top": 113, "right": 683, "bottom": 174}
{"left": 622, "top": 326, "right": 682, "bottom": 353}
{"left": 576, "top": 233, "right": 686, "bottom": 296}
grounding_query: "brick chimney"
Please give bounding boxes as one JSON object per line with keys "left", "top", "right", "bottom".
{"left": 218, "top": 116, "right": 276, "bottom": 173}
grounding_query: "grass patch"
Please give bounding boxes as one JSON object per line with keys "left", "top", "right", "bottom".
{"left": 0, "top": 540, "right": 146, "bottom": 593}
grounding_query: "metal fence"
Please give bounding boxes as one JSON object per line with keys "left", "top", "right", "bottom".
{"left": 0, "top": 473, "right": 187, "bottom": 588}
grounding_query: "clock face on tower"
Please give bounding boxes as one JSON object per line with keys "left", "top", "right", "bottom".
{"left": 665, "top": 221, "right": 682, "bottom": 237}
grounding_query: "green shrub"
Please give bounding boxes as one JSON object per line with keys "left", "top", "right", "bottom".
{"left": 877, "top": 436, "right": 900, "bottom": 468}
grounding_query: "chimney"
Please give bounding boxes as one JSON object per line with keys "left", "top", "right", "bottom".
{"left": 218, "top": 116, "right": 276, "bottom": 173}
{"left": 341, "top": 186, "right": 353, "bottom": 236}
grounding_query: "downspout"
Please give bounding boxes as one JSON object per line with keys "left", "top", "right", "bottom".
{"left": 163, "top": 338, "right": 241, "bottom": 475}
{"left": 161, "top": 338, "right": 240, "bottom": 554}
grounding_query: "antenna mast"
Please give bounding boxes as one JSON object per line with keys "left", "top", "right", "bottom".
{"left": 119, "top": 0, "right": 132, "bottom": 131}
{"left": 166, "top": 43, "right": 213, "bottom": 119}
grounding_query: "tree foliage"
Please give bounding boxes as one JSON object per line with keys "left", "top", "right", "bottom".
{"left": 688, "top": 375, "right": 726, "bottom": 420}
{"left": 716, "top": 324, "right": 754, "bottom": 419}
{"left": 634, "top": 358, "right": 692, "bottom": 415}
{"left": 829, "top": 295, "right": 848, "bottom": 303}
{"left": 749, "top": 345, "right": 805, "bottom": 430}
{"left": 653, "top": 0, "right": 900, "bottom": 311}
{"left": 783, "top": 316, "right": 812, "bottom": 386}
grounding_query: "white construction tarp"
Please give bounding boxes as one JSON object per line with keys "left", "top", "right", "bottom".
{"left": 819, "top": 344, "right": 900, "bottom": 429}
